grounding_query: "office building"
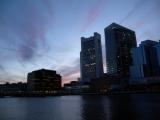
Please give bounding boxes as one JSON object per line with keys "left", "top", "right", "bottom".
{"left": 27, "top": 69, "right": 61, "bottom": 92}
{"left": 104, "top": 23, "right": 137, "bottom": 77}
{"left": 80, "top": 32, "right": 104, "bottom": 83}
{"left": 154, "top": 41, "right": 160, "bottom": 74}
{"left": 130, "top": 40, "right": 160, "bottom": 82}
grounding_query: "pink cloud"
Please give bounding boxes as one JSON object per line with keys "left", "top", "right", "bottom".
{"left": 62, "top": 71, "right": 80, "bottom": 85}
{"left": 58, "top": 58, "right": 80, "bottom": 85}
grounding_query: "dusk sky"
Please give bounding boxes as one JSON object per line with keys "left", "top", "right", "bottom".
{"left": 0, "top": 0, "right": 160, "bottom": 85}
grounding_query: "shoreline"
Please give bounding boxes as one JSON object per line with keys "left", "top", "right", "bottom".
{"left": 1, "top": 91, "right": 160, "bottom": 98}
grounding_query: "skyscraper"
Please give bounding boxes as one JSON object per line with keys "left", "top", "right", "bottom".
{"left": 130, "top": 40, "right": 160, "bottom": 81}
{"left": 154, "top": 41, "right": 160, "bottom": 75}
{"left": 104, "top": 23, "right": 137, "bottom": 77}
{"left": 80, "top": 32, "right": 104, "bottom": 83}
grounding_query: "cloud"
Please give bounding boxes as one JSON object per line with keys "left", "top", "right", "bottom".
{"left": 81, "top": 0, "right": 106, "bottom": 32}
{"left": 58, "top": 58, "right": 80, "bottom": 84}
{"left": 120, "top": 0, "right": 147, "bottom": 24}
{"left": 0, "top": 64, "right": 25, "bottom": 84}
{"left": 0, "top": 0, "right": 54, "bottom": 62}
{"left": 0, "top": 74, "right": 25, "bottom": 84}
{"left": 0, "top": 0, "right": 56, "bottom": 83}
{"left": 0, "top": 65, "right": 5, "bottom": 72}
{"left": 132, "top": 2, "right": 160, "bottom": 29}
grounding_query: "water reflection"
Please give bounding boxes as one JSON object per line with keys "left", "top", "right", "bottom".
{"left": 130, "top": 94, "right": 160, "bottom": 120}
{"left": 109, "top": 95, "right": 136, "bottom": 120}
{"left": 0, "top": 94, "right": 160, "bottom": 120}
{"left": 80, "top": 95, "right": 111, "bottom": 120}
{"left": 80, "top": 95, "right": 137, "bottom": 120}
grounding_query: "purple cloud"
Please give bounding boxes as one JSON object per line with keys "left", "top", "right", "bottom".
{"left": 0, "top": 0, "right": 54, "bottom": 61}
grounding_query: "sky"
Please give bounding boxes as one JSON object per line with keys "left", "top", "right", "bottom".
{"left": 0, "top": 0, "right": 160, "bottom": 85}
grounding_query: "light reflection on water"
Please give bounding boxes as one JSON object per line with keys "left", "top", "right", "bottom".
{"left": 0, "top": 94, "right": 160, "bottom": 120}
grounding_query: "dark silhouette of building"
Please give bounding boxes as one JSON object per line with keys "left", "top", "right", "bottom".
{"left": 90, "top": 73, "right": 127, "bottom": 92}
{"left": 154, "top": 40, "right": 160, "bottom": 75}
{"left": 0, "top": 82, "right": 27, "bottom": 93}
{"left": 63, "top": 81, "right": 82, "bottom": 94}
{"left": 64, "top": 81, "right": 80, "bottom": 87}
{"left": 80, "top": 32, "right": 104, "bottom": 83}
{"left": 27, "top": 69, "right": 61, "bottom": 92}
{"left": 104, "top": 23, "right": 137, "bottom": 77}
{"left": 130, "top": 40, "right": 160, "bottom": 83}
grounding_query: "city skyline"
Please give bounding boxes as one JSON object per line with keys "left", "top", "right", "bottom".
{"left": 0, "top": 0, "right": 160, "bottom": 85}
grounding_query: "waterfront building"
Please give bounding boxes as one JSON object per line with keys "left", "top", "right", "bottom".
{"left": 154, "top": 41, "right": 160, "bottom": 75}
{"left": 63, "top": 81, "right": 81, "bottom": 94}
{"left": 0, "top": 82, "right": 27, "bottom": 93}
{"left": 104, "top": 23, "right": 137, "bottom": 77}
{"left": 27, "top": 69, "right": 61, "bottom": 92}
{"left": 80, "top": 32, "right": 104, "bottom": 83}
{"left": 130, "top": 40, "right": 160, "bottom": 83}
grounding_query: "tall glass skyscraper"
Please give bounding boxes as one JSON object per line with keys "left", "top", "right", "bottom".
{"left": 130, "top": 40, "right": 160, "bottom": 81}
{"left": 104, "top": 23, "right": 137, "bottom": 77}
{"left": 80, "top": 32, "right": 104, "bottom": 83}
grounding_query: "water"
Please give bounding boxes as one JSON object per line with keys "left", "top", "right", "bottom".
{"left": 0, "top": 94, "right": 160, "bottom": 120}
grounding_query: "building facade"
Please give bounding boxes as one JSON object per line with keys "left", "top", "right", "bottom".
{"left": 104, "top": 23, "right": 137, "bottom": 77}
{"left": 154, "top": 41, "right": 160, "bottom": 75}
{"left": 80, "top": 32, "right": 104, "bottom": 83}
{"left": 27, "top": 69, "right": 61, "bottom": 92}
{"left": 130, "top": 40, "right": 160, "bottom": 82}
{"left": 0, "top": 82, "right": 27, "bottom": 93}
